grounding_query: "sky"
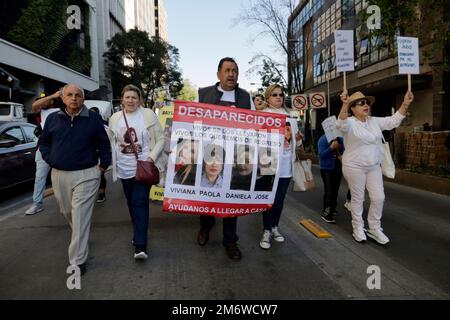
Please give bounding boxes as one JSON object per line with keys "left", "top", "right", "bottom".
{"left": 165, "top": 0, "right": 284, "bottom": 92}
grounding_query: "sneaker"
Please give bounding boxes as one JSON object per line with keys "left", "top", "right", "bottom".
{"left": 259, "top": 230, "right": 271, "bottom": 249}
{"left": 134, "top": 247, "right": 148, "bottom": 260}
{"left": 271, "top": 227, "right": 285, "bottom": 242}
{"left": 25, "top": 204, "right": 43, "bottom": 215}
{"left": 321, "top": 211, "right": 336, "bottom": 223}
{"left": 97, "top": 193, "right": 106, "bottom": 203}
{"left": 366, "top": 228, "right": 390, "bottom": 245}
{"left": 344, "top": 201, "right": 352, "bottom": 213}
{"left": 352, "top": 227, "right": 367, "bottom": 243}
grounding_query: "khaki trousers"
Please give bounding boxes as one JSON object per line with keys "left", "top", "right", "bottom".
{"left": 51, "top": 166, "right": 100, "bottom": 265}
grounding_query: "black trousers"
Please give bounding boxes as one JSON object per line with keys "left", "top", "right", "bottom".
{"left": 200, "top": 216, "right": 238, "bottom": 246}
{"left": 320, "top": 161, "right": 343, "bottom": 213}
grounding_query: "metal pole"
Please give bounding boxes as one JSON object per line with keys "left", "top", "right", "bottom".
{"left": 327, "top": 76, "right": 330, "bottom": 117}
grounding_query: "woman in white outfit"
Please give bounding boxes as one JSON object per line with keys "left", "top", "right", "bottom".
{"left": 258, "top": 84, "right": 303, "bottom": 249}
{"left": 337, "top": 90, "right": 414, "bottom": 244}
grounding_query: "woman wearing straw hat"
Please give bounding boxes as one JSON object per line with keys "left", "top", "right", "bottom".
{"left": 337, "top": 90, "right": 414, "bottom": 244}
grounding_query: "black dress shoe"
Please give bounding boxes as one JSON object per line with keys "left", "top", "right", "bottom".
{"left": 197, "top": 229, "right": 209, "bottom": 246}
{"left": 225, "top": 244, "right": 242, "bottom": 261}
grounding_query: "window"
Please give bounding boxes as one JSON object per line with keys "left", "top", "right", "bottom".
{"left": 22, "top": 126, "right": 38, "bottom": 143}
{"left": 360, "top": 38, "right": 368, "bottom": 55}
{"left": 0, "top": 127, "right": 25, "bottom": 144}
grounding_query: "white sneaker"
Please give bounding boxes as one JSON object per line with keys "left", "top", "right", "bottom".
{"left": 25, "top": 204, "right": 43, "bottom": 215}
{"left": 352, "top": 227, "right": 367, "bottom": 243}
{"left": 343, "top": 201, "right": 352, "bottom": 213}
{"left": 271, "top": 227, "right": 285, "bottom": 242}
{"left": 259, "top": 230, "right": 271, "bottom": 249}
{"left": 366, "top": 228, "right": 390, "bottom": 245}
{"left": 134, "top": 251, "right": 148, "bottom": 260}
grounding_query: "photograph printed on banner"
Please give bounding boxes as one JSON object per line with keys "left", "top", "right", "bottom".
{"left": 230, "top": 144, "right": 255, "bottom": 191}
{"left": 200, "top": 143, "right": 226, "bottom": 189}
{"left": 255, "top": 147, "right": 278, "bottom": 192}
{"left": 173, "top": 138, "right": 199, "bottom": 186}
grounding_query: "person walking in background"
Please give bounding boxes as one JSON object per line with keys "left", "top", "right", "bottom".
{"left": 258, "top": 84, "right": 302, "bottom": 250}
{"left": 89, "top": 107, "right": 109, "bottom": 203}
{"left": 39, "top": 84, "right": 111, "bottom": 275}
{"left": 25, "top": 90, "right": 62, "bottom": 215}
{"left": 337, "top": 90, "right": 414, "bottom": 245}
{"left": 318, "top": 134, "right": 350, "bottom": 223}
{"left": 196, "top": 57, "right": 253, "bottom": 261}
{"left": 108, "top": 84, "right": 165, "bottom": 260}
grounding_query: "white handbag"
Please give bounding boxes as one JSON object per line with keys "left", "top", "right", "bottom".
{"left": 292, "top": 159, "right": 307, "bottom": 191}
{"left": 381, "top": 137, "right": 395, "bottom": 179}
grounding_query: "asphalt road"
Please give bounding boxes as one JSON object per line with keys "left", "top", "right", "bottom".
{"left": 0, "top": 167, "right": 449, "bottom": 300}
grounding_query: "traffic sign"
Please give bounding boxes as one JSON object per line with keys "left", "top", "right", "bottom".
{"left": 291, "top": 94, "right": 308, "bottom": 110}
{"left": 309, "top": 92, "right": 327, "bottom": 109}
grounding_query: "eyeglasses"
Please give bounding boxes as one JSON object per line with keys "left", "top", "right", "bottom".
{"left": 355, "top": 99, "right": 370, "bottom": 107}
{"left": 271, "top": 93, "right": 284, "bottom": 98}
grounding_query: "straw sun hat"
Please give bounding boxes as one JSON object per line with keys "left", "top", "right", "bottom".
{"left": 347, "top": 91, "right": 376, "bottom": 108}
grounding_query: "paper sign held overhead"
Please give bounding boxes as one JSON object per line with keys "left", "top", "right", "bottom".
{"left": 309, "top": 92, "right": 326, "bottom": 109}
{"left": 335, "top": 30, "right": 355, "bottom": 72}
{"left": 291, "top": 94, "right": 308, "bottom": 110}
{"left": 321, "top": 116, "right": 341, "bottom": 143}
{"left": 397, "top": 37, "right": 420, "bottom": 75}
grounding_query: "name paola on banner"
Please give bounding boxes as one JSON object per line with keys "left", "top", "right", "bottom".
{"left": 163, "top": 101, "right": 286, "bottom": 217}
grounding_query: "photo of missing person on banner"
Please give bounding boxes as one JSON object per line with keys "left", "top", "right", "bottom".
{"left": 255, "top": 147, "right": 278, "bottom": 191}
{"left": 230, "top": 144, "right": 254, "bottom": 191}
{"left": 120, "top": 127, "right": 142, "bottom": 154}
{"left": 200, "top": 144, "right": 225, "bottom": 189}
{"left": 173, "top": 138, "right": 199, "bottom": 186}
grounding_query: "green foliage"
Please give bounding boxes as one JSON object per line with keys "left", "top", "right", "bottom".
{"left": 104, "top": 28, "right": 183, "bottom": 107}
{"left": 364, "top": 0, "right": 450, "bottom": 69}
{"left": 7, "top": 0, "right": 69, "bottom": 58}
{"left": 247, "top": 55, "right": 287, "bottom": 93}
{"left": 177, "top": 79, "right": 197, "bottom": 101}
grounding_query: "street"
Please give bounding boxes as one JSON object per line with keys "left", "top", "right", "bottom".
{"left": 0, "top": 166, "right": 449, "bottom": 300}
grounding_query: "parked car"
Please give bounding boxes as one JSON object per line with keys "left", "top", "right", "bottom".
{"left": 0, "top": 121, "right": 38, "bottom": 190}
{"left": 0, "top": 102, "right": 26, "bottom": 122}
{"left": 84, "top": 100, "right": 113, "bottom": 122}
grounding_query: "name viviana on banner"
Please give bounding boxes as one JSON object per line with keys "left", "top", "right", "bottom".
{"left": 163, "top": 101, "right": 286, "bottom": 217}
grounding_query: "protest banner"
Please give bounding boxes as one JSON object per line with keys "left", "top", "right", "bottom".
{"left": 321, "top": 116, "right": 341, "bottom": 143}
{"left": 397, "top": 36, "right": 420, "bottom": 91}
{"left": 163, "top": 101, "right": 286, "bottom": 217}
{"left": 150, "top": 105, "right": 174, "bottom": 201}
{"left": 335, "top": 30, "right": 355, "bottom": 91}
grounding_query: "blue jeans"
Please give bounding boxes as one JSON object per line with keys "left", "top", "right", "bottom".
{"left": 32, "top": 149, "right": 51, "bottom": 206}
{"left": 263, "top": 177, "right": 291, "bottom": 231}
{"left": 120, "top": 178, "right": 151, "bottom": 247}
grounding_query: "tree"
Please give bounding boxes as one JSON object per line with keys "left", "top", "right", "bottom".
{"left": 362, "top": 0, "right": 449, "bottom": 68}
{"left": 104, "top": 28, "right": 183, "bottom": 108}
{"left": 238, "top": 0, "right": 299, "bottom": 93}
{"left": 177, "top": 79, "right": 198, "bottom": 101}
{"left": 247, "top": 54, "right": 287, "bottom": 92}
{"left": 7, "top": 0, "right": 69, "bottom": 58}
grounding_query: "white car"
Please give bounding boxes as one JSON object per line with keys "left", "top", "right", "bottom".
{"left": 0, "top": 102, "right": 25, "bottom": 122}
{"left": 84, "top": 100, "right": 113, "bottom": 122}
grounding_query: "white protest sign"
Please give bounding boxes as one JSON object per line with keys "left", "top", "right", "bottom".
{"left": 309, "top": 92, "right": 326, "bottom": 109}
{"left": 321, "top": 116, "right": 341, "bottom": 143}
{"left": 397, "top": 37, "right": 420, "bottom": 74}
{"left": 335, "top": 30, "right": 355, "bottom": 72}
{"left": 291, "top": 94, "right": 308, "bottom": 110}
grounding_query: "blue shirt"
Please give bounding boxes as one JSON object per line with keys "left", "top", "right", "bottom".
{"left": 318, "top": 135, "right": 345, "bottom": 170}
{"left": 39, "top": 106, "right": 111, "bottom": 171}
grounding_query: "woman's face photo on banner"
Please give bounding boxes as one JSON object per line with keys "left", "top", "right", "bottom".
{"left": 230, "top": 144, "right": 254, "bottom": 191}
{"left": 201, "top": 143, "right": 225, "bottom": 188}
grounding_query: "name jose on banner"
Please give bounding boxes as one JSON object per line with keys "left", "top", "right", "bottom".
{"left": 163, "top": 101, "right": 286, "bottom": 217}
